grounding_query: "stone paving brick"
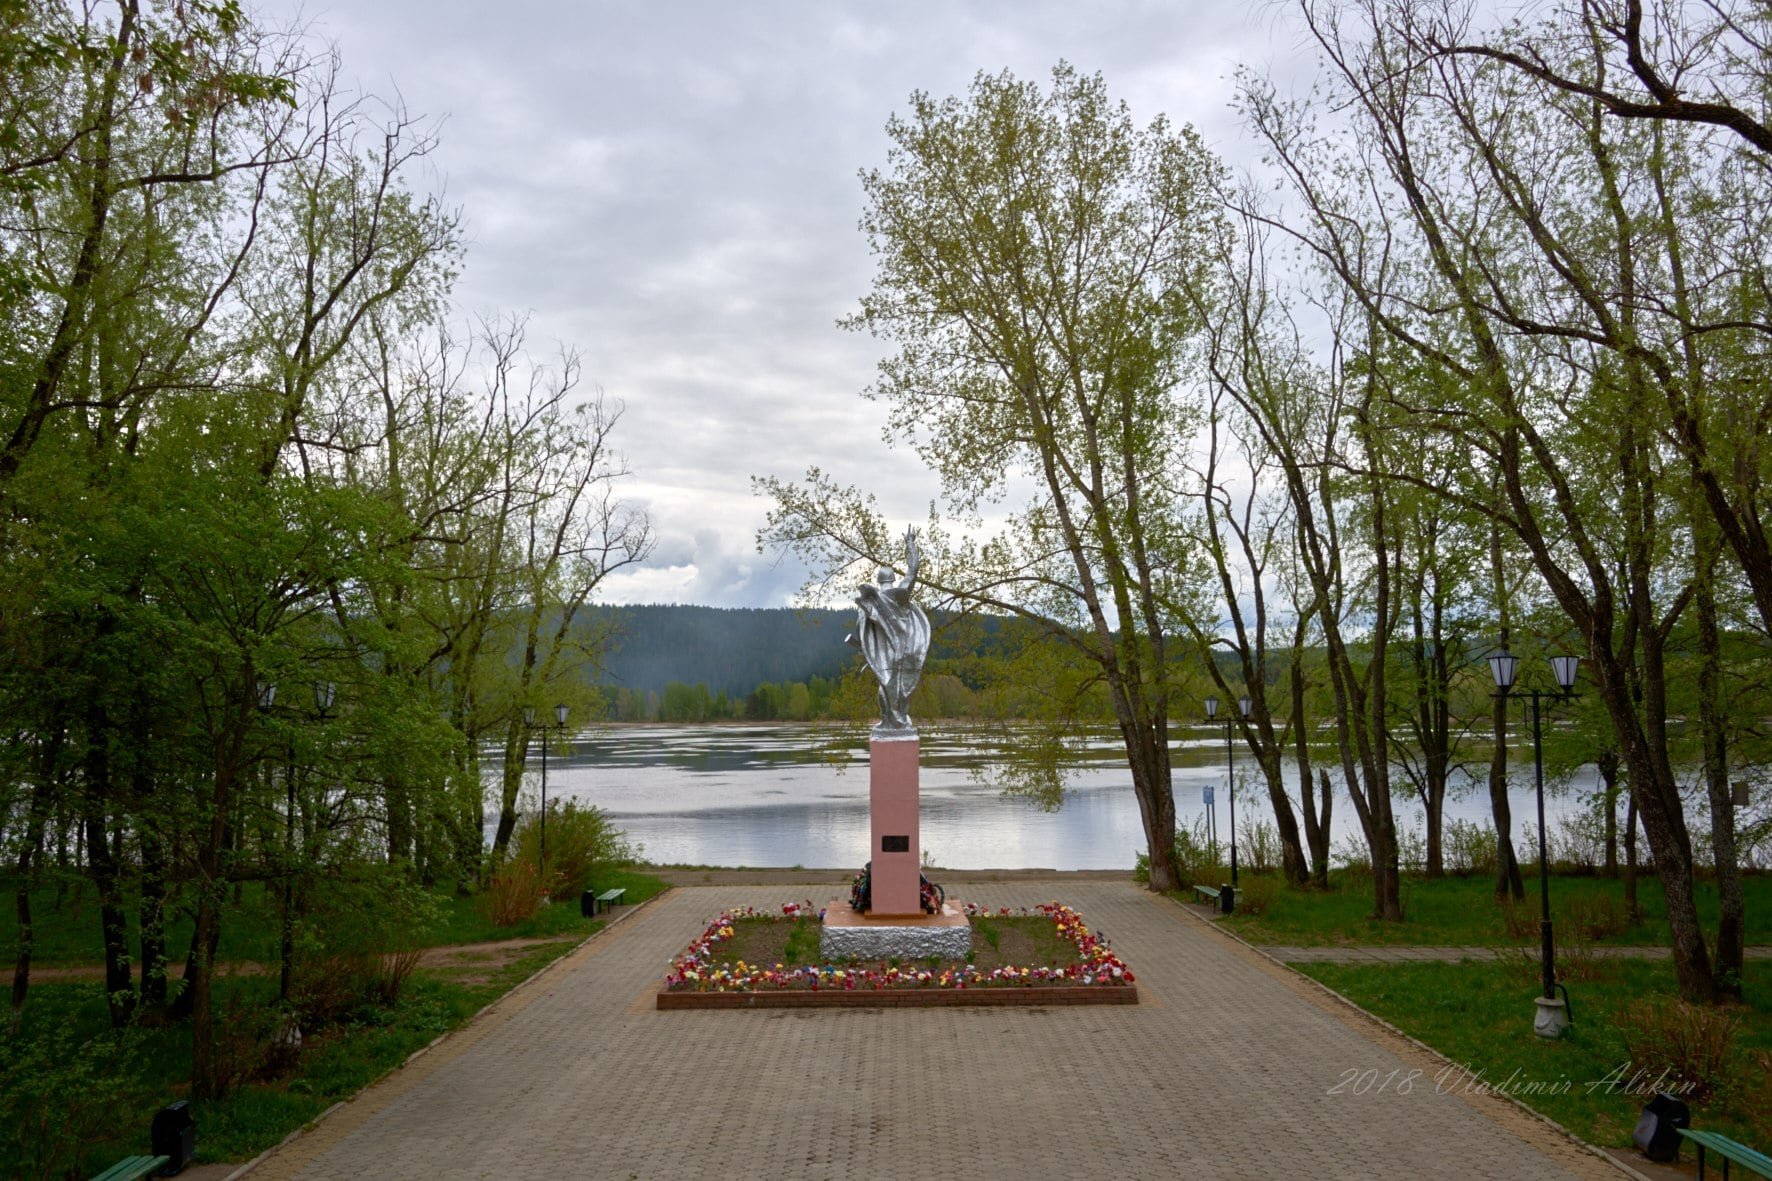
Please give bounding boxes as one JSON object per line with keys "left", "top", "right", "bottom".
{"left": 245, "top": 882, "right": 1639, "bottom": 1181}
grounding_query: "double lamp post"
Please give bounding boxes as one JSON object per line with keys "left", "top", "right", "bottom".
{"left": 1488, "top": 646, "right": 1581, "bottom": 1038}
{"left": 1204, "top": 693, "right": 1250, "bottom": 902}
{"left": 523, "top": 703, "right": 570, "bottom": 878}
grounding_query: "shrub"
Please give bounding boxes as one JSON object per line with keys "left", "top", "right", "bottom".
{"left": 1556, "top": 929, "right": 1609, "bottom": 983}
{"left": 297, "top": 953, "right": 366, "bottom": 1027}
{"left": 1443, "top": 819, "right": 1498, "bottom": 876}
{"left": 1567, "top": 893, "right": 1630, "bottom": 941}
{"left": 1135, "top": 816, "right": 1223, "bottom": 888}
{"left": 362, "top": 948, "right": 423, "bottom": 1007}
{"left": 509, "top": 799, "right": 635, "bottom": 902}
{"left": 296, "top": 949, "right": 425, "bottom": 1029}
{"left": 0, "top": 1015, "right": 156, "bottom": 1180}
{"left": 210, "top": 991, "right": 287, "bottom": 1095}
{"left": 1331, "top": 833, "right": 1372, "bottom": 875}
{"left": 1238, "top": 810, "right": 1281, "bottom": 875}
{"left": 1499, "top": 898, "right": 1536, "bottom": 941}
{"left": 1616, "top": 997, "right": 1740, "bottom": 1105}
{"left": 485, "top": 857, "right": 546, "bottom": 927}
{"left": 1397, "top": 824, "right": 1426, "bottom": 872}
{"left": 1236, "top": 875, "right": 1281, "bottom": 917}
{"left": 1495, "top": 943, "right": 1539, "bottom": 987}
{"left": 299, "top": 860, "right": 441, "bottom": 963}
{"left": 1544, "top": 809, "right": 1606, "bottom": 874}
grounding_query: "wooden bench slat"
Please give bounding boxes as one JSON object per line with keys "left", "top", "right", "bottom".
{"left": 90, "top": 1153, "right": 170, "bottom": 1181}
{"left": 1680, "top": 1129, "right": 1772, "bottom": 1178}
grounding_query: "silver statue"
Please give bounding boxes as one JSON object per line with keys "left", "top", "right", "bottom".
{"left": 846, "top": 526, "right": 931, "bottom": 733}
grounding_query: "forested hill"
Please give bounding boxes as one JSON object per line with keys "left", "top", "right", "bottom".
{"left": 589, "top": 604, "right": 854, "bottom": 698}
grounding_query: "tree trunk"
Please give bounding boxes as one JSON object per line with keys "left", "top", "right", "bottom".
{"left": 1624, "top": 792, "right": 1640, "bottom": 925}
{"left": 193, "top": 685, "right": 252, "bottom": 1098}
{"left": 1257, "top": 747, "right": 1309, "bottom": 886}
{"left": 10, "top": 795, "right": 49, "bottom": 1028}
{"left": 139, "top": 827, "right": 169, "bottom": 1009}
{"left": 1118, "top": 708, "right": 1178, "bottom": 892}
{"left": 386, "top": 777, "right": 413, "bottom": 865}
{"left": 493, "top": 718, "right": 527, "bottom": 860}
{"left": 189, "top": 886, "right": 222, "bottom": 1098}
{"left": 1423, "top": 800, "right": 1443, "bottom": 879}
{"left": 1695, "top": 551, "right": 1744, "bottom": 998}
{"left": 1599, "top": 750, "right": 1621, "bottom": 878}
{"left": 83, "top": 695, "right": 135, "bottom": 1028}
{"left": 1288, "top": 653, "right": 1331, "bottom": 888}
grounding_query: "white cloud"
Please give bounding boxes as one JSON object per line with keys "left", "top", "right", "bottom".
{"left": 263, "top": 0, "right": 1315, "bottom": 605}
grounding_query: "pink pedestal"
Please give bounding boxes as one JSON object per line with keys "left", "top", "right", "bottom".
{"left": 868, "top": 735, "right": 921, "bottom": 916}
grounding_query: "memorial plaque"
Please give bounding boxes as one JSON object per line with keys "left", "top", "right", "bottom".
{"left": 882, "top": 834, "right": 910, "bottom": 853}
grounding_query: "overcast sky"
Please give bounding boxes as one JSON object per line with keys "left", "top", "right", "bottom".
{"left": 261, "top": 1, "right": 1321, "bottom": 607}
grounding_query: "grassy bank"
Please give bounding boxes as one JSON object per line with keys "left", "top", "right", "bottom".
{"left": 1192, "top": 870, "right": 1772, "bottom": 948}
{"left": 1297, "top": 958, "right": 1772, "bottom": 1151}
{"left": 3, "top": 865, "right": 668, "bottom": 968}
{"left": 1, "top": 869, "right": 667, "bottom": 1176}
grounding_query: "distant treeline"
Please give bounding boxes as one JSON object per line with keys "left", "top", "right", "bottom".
{"left": 588, "top": 604, "right": 852, "bottom": 699}
{"left": 590, "top": 604, "right": 1056, "bottom": 721}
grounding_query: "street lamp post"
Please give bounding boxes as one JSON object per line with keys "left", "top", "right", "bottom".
{"left": 1489, "top": 646, "right": 1581, "bottom": 1038}
{"left": 523, "top": 704, "right": 570, "bottom": 881}
{"left": 1204, "top": 694, "right": 1251, "bottom": 890}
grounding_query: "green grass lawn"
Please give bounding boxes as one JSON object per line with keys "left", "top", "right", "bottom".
{"left": 700, "top": 913, "right": 1078, "bottom": 974}
{"left": 1203, "top": 870, "right": 1772, "bottom": 948}
{"left": 1296, "top": 958, "right": 1772, "bottom": 1151}
{"left": 2, "top": 865, "right": 670, "bottom": 967}
{"left": 0, "top": 867, "right": 668, "bottom": 1177}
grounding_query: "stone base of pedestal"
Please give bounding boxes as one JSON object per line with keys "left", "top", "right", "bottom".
{"left": 819, "top": 899, "right": 972, "bottom": 961}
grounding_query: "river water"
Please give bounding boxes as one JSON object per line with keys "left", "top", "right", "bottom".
{"left": 495, "top": 723, "right": 1595, "bottom": 871}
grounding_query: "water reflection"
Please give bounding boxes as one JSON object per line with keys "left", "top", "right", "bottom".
{"left": 487, "top": 723, "right": 1585, "bottom": 871}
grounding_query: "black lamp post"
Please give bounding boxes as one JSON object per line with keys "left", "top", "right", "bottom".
{"left": 1488, "top": 645, "right": 1581, "bottom": 1037}
{"left": 523, "top": 704, "right": 570, "bottom": 880}
{"left": 1205, "top": 694, "right": 1251, "bottom": 888}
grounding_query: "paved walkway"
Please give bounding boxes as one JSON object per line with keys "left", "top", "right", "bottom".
{"left": 1264, "top": 943, "right": 1772, "bottom": 963}
{"left": 244, "top": 881, "right": 1637, "bottom": 1181}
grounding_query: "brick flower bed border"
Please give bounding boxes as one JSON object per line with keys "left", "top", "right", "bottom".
{"left": 656, "top": 901, "right": 1138, "bottom": 1010}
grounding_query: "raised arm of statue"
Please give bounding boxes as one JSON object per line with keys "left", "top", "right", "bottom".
{"left": 902, "top": 526, "right": 920, "bottom": 594}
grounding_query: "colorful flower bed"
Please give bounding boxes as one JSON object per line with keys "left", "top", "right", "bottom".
{"left": 661, "top": 900, "right": 1135, "bottom": 994}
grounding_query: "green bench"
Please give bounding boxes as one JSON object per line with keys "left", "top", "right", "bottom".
{"left": 1680, "top": 1129, "right": 1772, "bottom": 1179}
{"left": 594, "top": 887, "right": 626, "bottom": 913}
{"left": 90, "top": 1154, "right": 170, "bottom": 1181}
{"left": 1191, "top": 883, "right": 1235, "bottom": 914}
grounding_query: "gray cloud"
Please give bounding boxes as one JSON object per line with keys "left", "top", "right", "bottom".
{"left": 267, "top": 0, "right": 1312, "bottom": 605}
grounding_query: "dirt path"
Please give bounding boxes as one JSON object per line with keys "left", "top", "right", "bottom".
{"left": 26, "top": 935, "right": 576, "bottom": 985}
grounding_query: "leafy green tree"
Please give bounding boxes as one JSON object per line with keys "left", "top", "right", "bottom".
{"left": 1240, "top": 0, "right": 1766, "bottom": 997}
{"left": 764, "top": 65, "right": 1225, "bottom": 890}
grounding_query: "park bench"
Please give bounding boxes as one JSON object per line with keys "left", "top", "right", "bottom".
{"left": 1680, "top": 1128, "right": 1772, "bottom": 1179}
{"left": 594, "top": 887, "right": 626, "bottom": 913}
{"left": 89, "top": 1154, "right": 171, "bottom": 1181}
{"left": 1191, "top": 883, "right": 1235, "bottom": 914}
